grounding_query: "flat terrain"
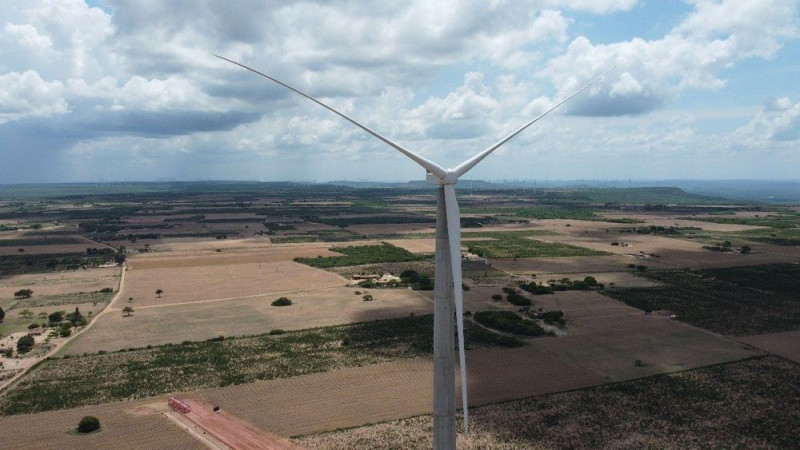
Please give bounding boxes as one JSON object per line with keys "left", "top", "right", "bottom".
{"left": 738, "top": 330, "right": 800, "bottom": 363}
{"left": 118, "top": 260, "right": 344, "bottom": 307}
{"left": 0, "top": 267, "right": 119, "bottom": 299}
{"left": 65, "top": 286, "right": 431, "bottom": 354}
{"left": 297, "top": 356, "right": 800, "bottom": 449}
{"left": 195, "top": 346, "right": 605, "bottom": 438}
{"left": 0, "top": 399, "right": 204, "bottom": 450}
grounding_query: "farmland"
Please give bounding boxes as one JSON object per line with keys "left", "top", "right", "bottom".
{"left": 297, "top": 356, "right": 800, "bottom": 449}
{"left": 603, "top": 263, "right": 800, "bottom": 335}
{"left": 1, "top": 181, "right": 799, "bottom": 448}
{"left": 1, "top": 315, "right": 515, "bottom": 415}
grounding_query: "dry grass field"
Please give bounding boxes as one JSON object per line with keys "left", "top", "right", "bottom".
{"left": 118, "top": 260, "right": 345, "bottom": 307}
{"left": 738, "top": 330, "right": 800, "bottom": 363}
{"left": 0, "top": 267, "right": 120, "bottom": 299}
{"left": 195, "top": 346, "right": 605, "bottom": 438}
{"left": 64, "top": 286, "right": 431, "bottom": 354}
{"left": 526, "top": 291, "right": 760, "bottom": 380}
{"left": 0, "top": 399, "right": 204, "bottom": 450}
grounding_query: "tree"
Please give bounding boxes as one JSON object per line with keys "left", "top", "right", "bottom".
{"left": 741, "top": 245, "right": 752, "bottom": 254}
{"left": 155, "top": 289, "right": 164, "bottom": 298}
{"left": 122, "top": 306, "right": 134, "bottom": 317}
{"left": 77, "top": 416, "right": 101, "bottom": 433}
{"left": 48, "top": 311, "right": 64, "bottom": 324}
{"left": 271, "top": 297, "right": 292, "bottom": 306}
{"left": 0, "top": 306, "right": 4, "bottom": 323}
{"left": 14, "top": 289, "right": 33, "bottom": 299}
{"left": 17, "top": 335, "right": 34, "bottom": 354}
{"left": 67, "top": 307, "right": 86, "bottom": 326}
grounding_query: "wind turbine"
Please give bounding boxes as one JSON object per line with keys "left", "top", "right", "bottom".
{"left": 215, "top": 54, "right": 615, "bottom": 448}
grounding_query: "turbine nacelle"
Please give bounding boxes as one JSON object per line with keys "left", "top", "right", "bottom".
{"left": 427, "top": 170, "right": 459, "bottom": 185}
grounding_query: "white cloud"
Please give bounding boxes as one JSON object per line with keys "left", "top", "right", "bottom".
{"left": 0, "top": 0, "right": 798, "bottom": 182}
{"left": 0, "top": 70, "right": 68, "bottom": 124}
{"left": 4, "top": 23, "right": 52, "bottom": 52}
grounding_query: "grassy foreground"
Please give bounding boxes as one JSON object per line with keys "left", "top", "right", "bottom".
{"left": 0, "top": 315, "right": 516, "bottom": 415}
{"left": 296, "top": 356, "right": 800, "bottom": 449}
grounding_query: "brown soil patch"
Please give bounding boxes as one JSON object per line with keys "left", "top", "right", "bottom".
{"left": 179, "top": 398, "right": 294, "bottom": 449}
{"left": 0, "top": 267, "right": 120, "bottom": 299}
{"left": 737, "top": 330, "right": 800, "bottom": 363}
{"left": 196, "top": 347, "right": 605, "bottom": 438}
{"left": 64, "top": 286, "right": 431, "bottom": 354}
{"left": 386, "top": 238, "right": 436, "bottom": 253}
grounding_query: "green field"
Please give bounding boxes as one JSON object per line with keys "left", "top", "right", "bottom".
{"left": 603, "top": 264, "right": 800, "bottom": 335}
{"left": 463, "top": 231, "right": 608, "bottom": 258}
{"left": 295, "top": 242, "right": 424, "bottom": 268}
{"left": 0, "top": 315, "right": 510, "bottom": 415}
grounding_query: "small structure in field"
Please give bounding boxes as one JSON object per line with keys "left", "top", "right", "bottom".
{"left": 168, "top": 397, "right": 192, "bottom": 414}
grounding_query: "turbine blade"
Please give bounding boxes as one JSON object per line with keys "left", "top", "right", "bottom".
{"left": 443, "top": 183, "right": 469, "bottom": 435}
{"left": 214, "top": 54, "right": 447, "bottom": 179}
{"left": 453, "top": 62, "right": 619, "bottom": 178}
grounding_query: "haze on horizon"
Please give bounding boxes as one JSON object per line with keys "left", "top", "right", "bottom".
{"left": 1, "top": 0, "right": 799, "bottom": 184}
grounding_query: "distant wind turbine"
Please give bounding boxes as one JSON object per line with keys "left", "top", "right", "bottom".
{"left": 216, "top": 54, "right": 615, "bottom": 449}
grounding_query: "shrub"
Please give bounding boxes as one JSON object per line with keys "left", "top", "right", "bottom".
{"left": 362, "top": 294, "right": 374, "bottom": 301}
{"left": 491, "top": 294, "right": 503, "bottom": 301}
{"left": 77, "top": 416, "right": 100, "bottom": 433}
{"left": 14, "top": 289, "right": 33, "bottom": 299}
{"left": 268, "top": 329, "right": 286, "bottom": 335}
{"left": 537, "top": 310, "right": 566, "bottom": 328}
{"left": 99, "top": 287, "right": 113, "bottom": 293}
{"left": 506, "top": 292, "right": 532, "bottom": 306}
{"left": 357, "top": 279, "right": 377, "bottom": 288}
{"left": 271, "top": 297, "right": 292, "bottom": 307}
{"left": 27, "top": 323, "right": 40, "bottom": 329}
{"left": 474, "top": 311, "right": 548, "bottom": 336}
{"left": 17, "top": 335, "right": 35, "bottom": 353}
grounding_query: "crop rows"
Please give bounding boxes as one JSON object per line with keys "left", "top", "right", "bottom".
{"left": 295, "top": 242, "right": 423, "bottom": 268}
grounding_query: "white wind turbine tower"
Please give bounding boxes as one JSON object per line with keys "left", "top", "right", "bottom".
{"left": 216, "top": 54, "right": 615, "bottom": 449}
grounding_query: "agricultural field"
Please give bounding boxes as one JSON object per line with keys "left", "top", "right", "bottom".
{"left": 1, "top": 182, "right": 799, "bottom": 448}
{"left": 63, "top": 286, "right": 432, "bottom": 354}
{"left": 296, "top": 356, "right": 800, "bottom": 449}
{"left": 1, "top": 315, "right": 518, "bottom": 415}
{"left": 603, "top": 263, "right": 800, "bottom": 336}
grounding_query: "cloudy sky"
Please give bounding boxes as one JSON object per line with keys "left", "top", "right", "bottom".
{"left": 1, "top": 0, "right": 799, "bottom": 184}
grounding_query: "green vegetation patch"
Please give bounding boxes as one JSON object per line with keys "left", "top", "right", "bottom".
{"left": 0, "top": 253, "right": 114, "bottom": 275}
{"left": 0, "top": 315, "right": 507, "bottom": 415}
{"left": 678, "top": 213, "right": 800, "bottom": 229}
{"left": 294, "top": 242, "right": 423, "bottom": 268}
{"left": 735, "top": 227, "right": 800, "bottom": 246}
{"left": 297, "top": 356, "right": 800, "bottom": 448}
{"left": 473, "top": 311, "right": 550, "bottom": 337}
{"left": 603, "top": 263, "right": 800, "bottom": 335}
{"left": 463, "top": 231, "right": 608, "bottom": 258}
{"left": 8, "top": 292, "right": 114, "bottom": 309}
